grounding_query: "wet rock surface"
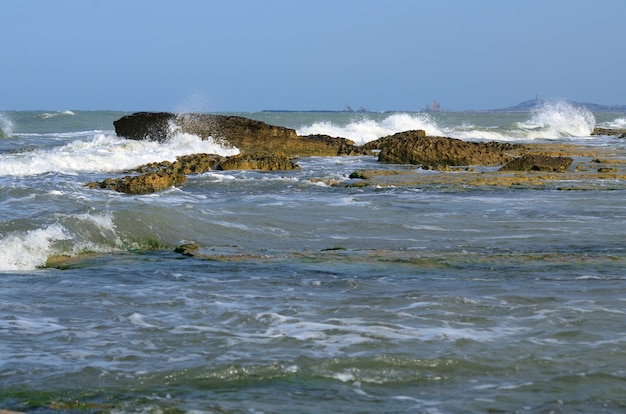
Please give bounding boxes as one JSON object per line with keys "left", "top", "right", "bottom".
{"left": 591, "top": 127, "right": 626, "bottom": 138}
{"left": 499, "top": 154, "right": 573, "bottom": 172}
{"left": 114, "top": 112, "right": 358, "bottom": 156}
{"left": 365, "top": 130, "right": 517, "bottom": 169}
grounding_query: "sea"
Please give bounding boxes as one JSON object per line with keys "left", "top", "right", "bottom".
{"left": 1, "top": 101, "right": 626, "bottom": 413}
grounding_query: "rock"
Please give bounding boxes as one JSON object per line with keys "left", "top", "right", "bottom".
{"left": 87, "top": 172, "right": 187, "bottom": 194}
{"left": 216, "top": 154, "right": 301, "bottom": 171}
{"left": 591, "top": 127, "right": 626, "bottom": 138}
{"left": 134, "top": 153, "right": 226, "bottom": 175}
{"left": 114, "top": 112, "right": 357, "bottom": 156}
{"left": 174, "top": 243, "right": 200, "bottom": 256}
{"left": 499, "top": 155, "right": 573, "bottom": 172}
{"left": 368, "top": 130, "right": 515, "bottom": 168}
{"left": 87, "top": 152, "right": 300, "bottom": 194}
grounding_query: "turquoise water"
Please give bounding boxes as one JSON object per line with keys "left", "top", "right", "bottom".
{"left": 1, "top": 106, "right": 626, "bottom": 412}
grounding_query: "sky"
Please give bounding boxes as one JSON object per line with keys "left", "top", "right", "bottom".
{"left": 2, "top": 0, "right": 625, "bottom": 112}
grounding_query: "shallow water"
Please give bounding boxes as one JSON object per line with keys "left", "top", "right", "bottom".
{"left": 1, "top": 107, "right": 626, "bottom": 412}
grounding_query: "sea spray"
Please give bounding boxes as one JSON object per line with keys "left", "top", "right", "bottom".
{"left": 0, "top": 131, "right": 239, "bottom": 177}
{"left": 0, "top": 223, "right": 71, "bottom": 271}
{"left": 516, "top": 100, "right": 596, "bottom": 138}
{"left": 0, "top": 112, "right": 13, "bottom": 138}
{"left": 297, "top": 113, "right": 443, "bottom": 144}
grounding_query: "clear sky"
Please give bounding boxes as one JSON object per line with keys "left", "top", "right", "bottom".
{"left": 2, "top": 0, "right": 625, "bottom": 112}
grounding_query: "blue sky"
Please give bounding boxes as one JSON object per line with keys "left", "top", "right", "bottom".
{"left": 2, "top": 0, "right": 625, "bottom": 111}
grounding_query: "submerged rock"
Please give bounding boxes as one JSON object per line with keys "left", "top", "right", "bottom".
{"left": 114, "top": 112, "right": 358, "bottom": 156}
{"left": 591, "top": 127, "right": 626, "bottom": 138}
{"left": 499, "top": 154, "right": 573, "bottom": 172}
{"left": 86, "top": 153, "right": 300, "bottom": 194}
{"left": 365, "top": 130, "right": 515, "bottom": 169}
{"left": 87, "top": 172, "right": 187, "bottom": 195}
{"left": 216, "top": 154, "right": 301, "bottom": 171}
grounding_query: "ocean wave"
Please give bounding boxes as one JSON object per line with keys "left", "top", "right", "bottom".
{"left": 0, "top": 131, "right": 239, "bottom": 177}
{"left": 36, "top": 110, "right": 76, "bottom": 119}
{"left": 0, "top": 223, "right": 71, "bottom": 271}
{"left": 599, "top": 116, "right": 626, "bottom": 129}
{"left": 297, "top": 113, "right": 444, "bottom": 144}
{"left": 515, "top": 100, "right": 596, "bottom": 138}
{"left": 295, "top": 102, "right": 597, "bottom": 144}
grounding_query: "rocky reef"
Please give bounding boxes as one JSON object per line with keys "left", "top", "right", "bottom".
{"left": 86, "top": 113, "right": 626, "bottom": 195}
{"left": 114, "top": 112, "right": 362, "bottom": 156}
{"left": 87, "top": 153, "right": 300, "bottom": 194}
{"left": 363, "top": 130, "right": 517, "bottom": 169}
{"left": 498, "top": 154, "right": 573, "bottom": 172}
{"left": 591, "top": 127, "right": 626, "bottom": 138}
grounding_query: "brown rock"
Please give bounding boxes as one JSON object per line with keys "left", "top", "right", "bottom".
{"left": 591, "top": 127, "right": 626, "bottom": 138}
{"left": 370, "top": 130, "right": 515, "bottom": 168}
{"left": 135, "top": 153, "right": 225, "bottom": 175}
{"left": 217, "top": 154, "right": 301, "bottom": 171}
{"left": 87, "top": 172, "right": 187, "bottom": 194}
{"left": 499, "top": 155, "right": 573, "bottom": 172}
{"left": 114, "top": 112, "right": 356, "bottom": 156}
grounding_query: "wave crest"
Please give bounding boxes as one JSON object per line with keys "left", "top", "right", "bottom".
{"left": 516, "top": 100, "right": 596, "bottom": 138}
{"left": 297, "top": 113, "right": 443, "bottom": 144}
{"left": 0, "top": 131, "right": 239, "bottom": 177}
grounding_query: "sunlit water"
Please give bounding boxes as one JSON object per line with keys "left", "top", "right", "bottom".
{"left": 1, "top": 105, "right": 626, "bottom": 413}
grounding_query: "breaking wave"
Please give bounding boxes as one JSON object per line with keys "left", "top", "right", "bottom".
{"left": 297, "top": 113, "right": 444, "bottom": 144}
{"left": 295, "top": 101, "right": 597, "bottom": 144}
{"left": 36, "top": 110, "right": 76, "bottom": 119}
{"left": 515, "top": 100, "right": 596, "bottom": 138}
{"left": 0, "top": 131, "right": 239, "bottom": 177}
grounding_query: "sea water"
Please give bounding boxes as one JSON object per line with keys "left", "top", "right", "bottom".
{"left": 1, "top": 103, "right": 626, "bottom": 413}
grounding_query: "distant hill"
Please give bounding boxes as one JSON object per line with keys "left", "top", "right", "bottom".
{"left": 492, "top": 99, "right": 626, "bottom": 113}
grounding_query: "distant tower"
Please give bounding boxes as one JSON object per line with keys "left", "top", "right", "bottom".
{"left": 433, "top": 99, "right": 438, "bottom": 112}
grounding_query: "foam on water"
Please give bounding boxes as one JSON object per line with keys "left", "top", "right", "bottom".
{"left": 0, "top": 131, "right": 239, "bottom": 176}
{"left": 599, "top": 116, "right": 626, "bottom": 129}
{"left": 295, "top": 102, "right": 597, "bottom": 144}
{"left": 36, "top": 110, "right": 76, "bottom": 119}
{"left": 297, "top": 113, "right": 444, "bottom": 144}
{"left": 0, "top": 223, "right": 71, "bottom": 271}
{"left": 0, "top": 211, "right": 128, "bottom": 271}
{"left": 515, "top": 100, "right": 596, "bottom": 139}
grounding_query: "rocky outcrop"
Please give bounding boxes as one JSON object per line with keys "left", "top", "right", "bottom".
{"left": 114, "top": 112, "right": 359, "bottom": 156}
{"left": 216, "top": 154, "right": 301, "bottom": 171}
{"left": 87, "top": 172, "right": 188, "bottom": 195}
{"left": 498, "top": 155, "right": 573, "bottom": 172}
{"left": 365, "top": 130, "right": 516, "bottom": 169}
{"left": 86, "top": 153, "right": 300, "bottom": 194}
{"left": 591, "top": 127, "right": 626, "bottom": 138}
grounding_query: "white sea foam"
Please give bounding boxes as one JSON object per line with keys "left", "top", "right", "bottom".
{"left": 600, "top": 117, "right": 626, "bottom": 129}
{"left": 297, "top": 113, "right": 444, "bottom": 144}
{"left": 515, "top": 100, "right": 596, "bottom": 139}
{"left": 0, "top": 131, "right": 239, "bottom": 176}
{"left": 296, "top": 103, "right": 597, "bottom": 144}
{"left": 0, "top": 223, "right": 71, "bottom": 271}
{"left": 37, "top": 110, "right": 76, "bottom": 119}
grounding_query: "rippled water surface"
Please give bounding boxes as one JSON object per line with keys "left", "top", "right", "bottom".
{"left": 1, "top": 109, "right": 626, "bottom": 412}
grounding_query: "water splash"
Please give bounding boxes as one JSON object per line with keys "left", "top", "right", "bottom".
{"left": 0, "top": 112, "right": 13, "bottom": 137}
{"left": 0, "top": 223, "right": 71, "bottom": 271}
{"left": 0, "top": 131, "right": 239, "bottom": 177}
{"left": 516, "top": 100, "right": 596, "bottom": 138}
{"left": 297, "top": 113, "right": 443, "bottom": 144}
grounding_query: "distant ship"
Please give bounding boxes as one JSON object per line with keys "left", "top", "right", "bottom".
{"left": 343, "top": 105, "right": 369, "bottom": 112}
{"left": 422, "top": 99, "right": 443, "bottom": 112}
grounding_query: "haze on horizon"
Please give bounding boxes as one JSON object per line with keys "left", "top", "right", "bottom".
{"left": 2, "top": 0, "right": 625, "bottom": 112}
